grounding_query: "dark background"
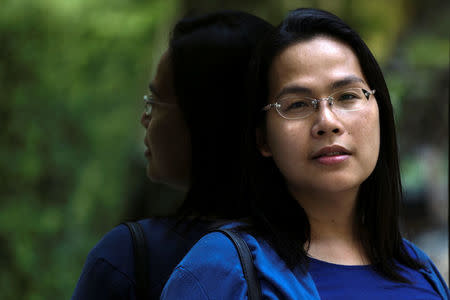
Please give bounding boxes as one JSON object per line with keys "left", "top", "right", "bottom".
{"left": 0, "top": 0, "right": 448, "bottom": 298}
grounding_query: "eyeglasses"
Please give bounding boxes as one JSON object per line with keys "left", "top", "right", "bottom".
{"left": 143, "top": 94, "right": 176, "bottom": 116}
{"left": 262, "top": 87, "right": 376, "bottom": 120}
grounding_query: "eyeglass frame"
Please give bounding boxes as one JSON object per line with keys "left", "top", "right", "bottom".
{"left": 143, "top": 94, "right": 177, "bottom": 116}
{"left": 261, "top": 87, "right": 376, "bottom": 120}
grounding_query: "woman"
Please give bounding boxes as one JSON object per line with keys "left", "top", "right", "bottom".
{"left": 72, "top": 11, "right": 273, "bottom": 299}
{"left": 161, "top": 8, "right": 449, "bottom": 299}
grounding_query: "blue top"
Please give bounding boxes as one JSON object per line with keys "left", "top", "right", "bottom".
{"left": 308, "top": 257, "right": 441, "bottom": 300}
{"left": 161, "top": 226, "right": 449, "bottom": 299}
{"left": 71, "top": 218, "right": 209, "bottom": 300}
{"left": 72, "top": 219, "right": 449, "bottom": 299}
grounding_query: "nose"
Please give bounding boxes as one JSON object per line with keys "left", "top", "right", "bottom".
{"left": 311, "top": 101, "right": 344, "bottom": 138}
{"left": 140, "top": 111, "right": 150, "bottom": 128}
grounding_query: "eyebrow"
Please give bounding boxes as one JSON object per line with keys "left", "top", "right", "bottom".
{"left": 330, "top": 76, "right": 365, "bottom": 90}
{"left": 274, "top": 75, "right": 366, "bottom": 99}
{"left": 275, "top": 86, "right": 312, "bottom": 99}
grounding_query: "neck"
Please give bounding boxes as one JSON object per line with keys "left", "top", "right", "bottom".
{"left": 289, "top": 186, "right": 368, "bottom": 265}
{"left": 290, "top": 186, "right": 360, "bottom": 238}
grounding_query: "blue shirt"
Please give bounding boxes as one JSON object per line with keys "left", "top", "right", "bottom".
{"left": 71, "top": 218, "right": 209, "bottom": 300}
{"left": 72, "top": 219, "right": 448, "bottom": 299}
{"left": 308, "top": 257, "right": 441, "bottom": 300}
{"left": 161, "top": 227, "right": 449, "bottom": 299}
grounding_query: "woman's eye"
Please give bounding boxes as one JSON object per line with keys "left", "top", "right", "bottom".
{"left": 287, "top": 100, "right": 308, "bottom": 110}
{"left": 337, "top": 93, "right": 358, "bottom": 101}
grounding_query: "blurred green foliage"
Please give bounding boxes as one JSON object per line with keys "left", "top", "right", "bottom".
{"left": 1, "top": 0, "right": 180, "bottom": 298}
{"left": 0, "top": 0, "right": 448, "bottom": 298}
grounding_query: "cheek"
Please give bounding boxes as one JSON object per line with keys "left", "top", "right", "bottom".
{"left": 265, "top": 118, "right": 309, "bottom": 168}
{"left": 352, "top": 105, "right": 380, "bottom": 168}
{"left": 146, "top": 114, "right": 191, "bottom": 184}
{"left": 146, "top": 117, "right": 162, "bottom": 146}
{"left": 147, "top": 114, "right": 174, "bottom": 161}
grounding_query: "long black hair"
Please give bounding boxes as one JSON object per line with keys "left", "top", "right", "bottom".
{"left": 242, "top": 8, "right": 423, "bottom": 283}
{"left": 168, "top": 11, "right": 273, "bottom": 219}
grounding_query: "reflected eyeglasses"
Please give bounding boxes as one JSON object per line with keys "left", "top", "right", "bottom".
{"left": 143, "top": 94, "right": 176, "bottom": 116}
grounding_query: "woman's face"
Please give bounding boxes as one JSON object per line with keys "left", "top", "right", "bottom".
{"left": 140, "top": 52, "right": 191, "bottom": 190}
{"left": 259, "top": 36, "right": 380, "bottom": 196}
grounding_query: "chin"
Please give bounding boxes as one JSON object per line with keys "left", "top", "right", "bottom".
{"left": 146, "top": 165, "right": 189, "bottom": 191}
{"left": 290, "top": 174, "right": 364, "bottom": 195}
{"left": 323, "top": 176, "right": 369, "bottom": 194}
{"left": 146, "top": 165, "right": 159, "bottom": 182}
{"left": 322, "top": 183, "right": 361, "bottom": 194}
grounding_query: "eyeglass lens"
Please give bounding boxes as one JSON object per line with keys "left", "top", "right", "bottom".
{"left": 144, "top": 95, "right": 153, "bottom": 116}
{"left": 277, "top": 88, "right": 372, "bottom": 119}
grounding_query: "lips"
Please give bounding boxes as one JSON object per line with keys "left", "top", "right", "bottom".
{"left": 311, "top": 145, "right": 351, "bottom": 159}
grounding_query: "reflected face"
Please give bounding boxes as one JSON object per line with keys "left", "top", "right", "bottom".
{"left": 140, "top": 52, "right": 191, "bottom": 190}
{"left": 259, "top": 36, "right": 380, "bottom": 196}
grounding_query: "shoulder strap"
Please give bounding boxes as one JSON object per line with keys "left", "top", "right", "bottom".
{"left": 213, "top": 229, "right": 261, "bottom": 300}
{"left": 123, "top": 222, "right": 150, "bottom": 300}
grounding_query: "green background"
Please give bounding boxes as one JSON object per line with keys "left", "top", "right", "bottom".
{"left": 0, "top": 0, "right": 448, "bottom": 298}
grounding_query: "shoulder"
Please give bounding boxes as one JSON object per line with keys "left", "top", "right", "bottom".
{"left": 402, "top": 238, "right": 449, "bottom": 298}
{"left": 72, "top": 222, "right": 136, "bottom": 299}
{"left": 161, "top": 225, "right": 321, "bottom": 300}
{"left": 72, "top": 219, "right": 195, "bottom": 299}
{"left": 72, "top": 219, "right": 171, "bottom": 300}
{"left": 402, "top": 238, "right": 433, "bottom": 265}
{"left": 73, "top": 218, "right": 211, "bottom": 299}
{"left": 82, "top": 222, "right": 135, "bottom": 277}
{"left": 176, "top": 224, "right": 269, "bottom": 273}
{"left": 161, "top": 229, "right": 250, "bottom": 299}
{"left": 84, "top": 218, "right": 207, "bottom": 274}
{"left": 176, "top": 230, "right": 246, "bottom": 276}
{"left": 402, "top": 238, "right": 442, "bottom": 275}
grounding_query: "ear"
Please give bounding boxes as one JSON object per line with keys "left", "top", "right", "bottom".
{"left": 256, "top": 128, "right": 272, "bottom": 157}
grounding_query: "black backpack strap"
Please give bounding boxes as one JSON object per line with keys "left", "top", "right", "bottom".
{"left": 123, "top": 222, "right": 150, "bottom": 300}
{"left": 213, "top": 229, "right": 261, "bottom": 300}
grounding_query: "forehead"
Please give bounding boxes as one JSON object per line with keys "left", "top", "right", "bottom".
{"left": 268, "top": 36, "right": 366, "bottom": 97}
{"left": 150, "top": 51, "right": 176, "bottom": 103}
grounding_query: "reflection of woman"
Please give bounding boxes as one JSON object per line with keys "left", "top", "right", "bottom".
{"left": 161, "top": 9, "right": 449, "bottom": 299}
{"left": 71, "top": 11, "right": 273, "bottom": 299}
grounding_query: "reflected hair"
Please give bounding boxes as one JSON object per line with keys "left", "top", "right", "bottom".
{"left": 168, "top": 11, "right": 273, "bottom": 219}
{"left": 243, "top": 8, "right": 423, "bottom": 282}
